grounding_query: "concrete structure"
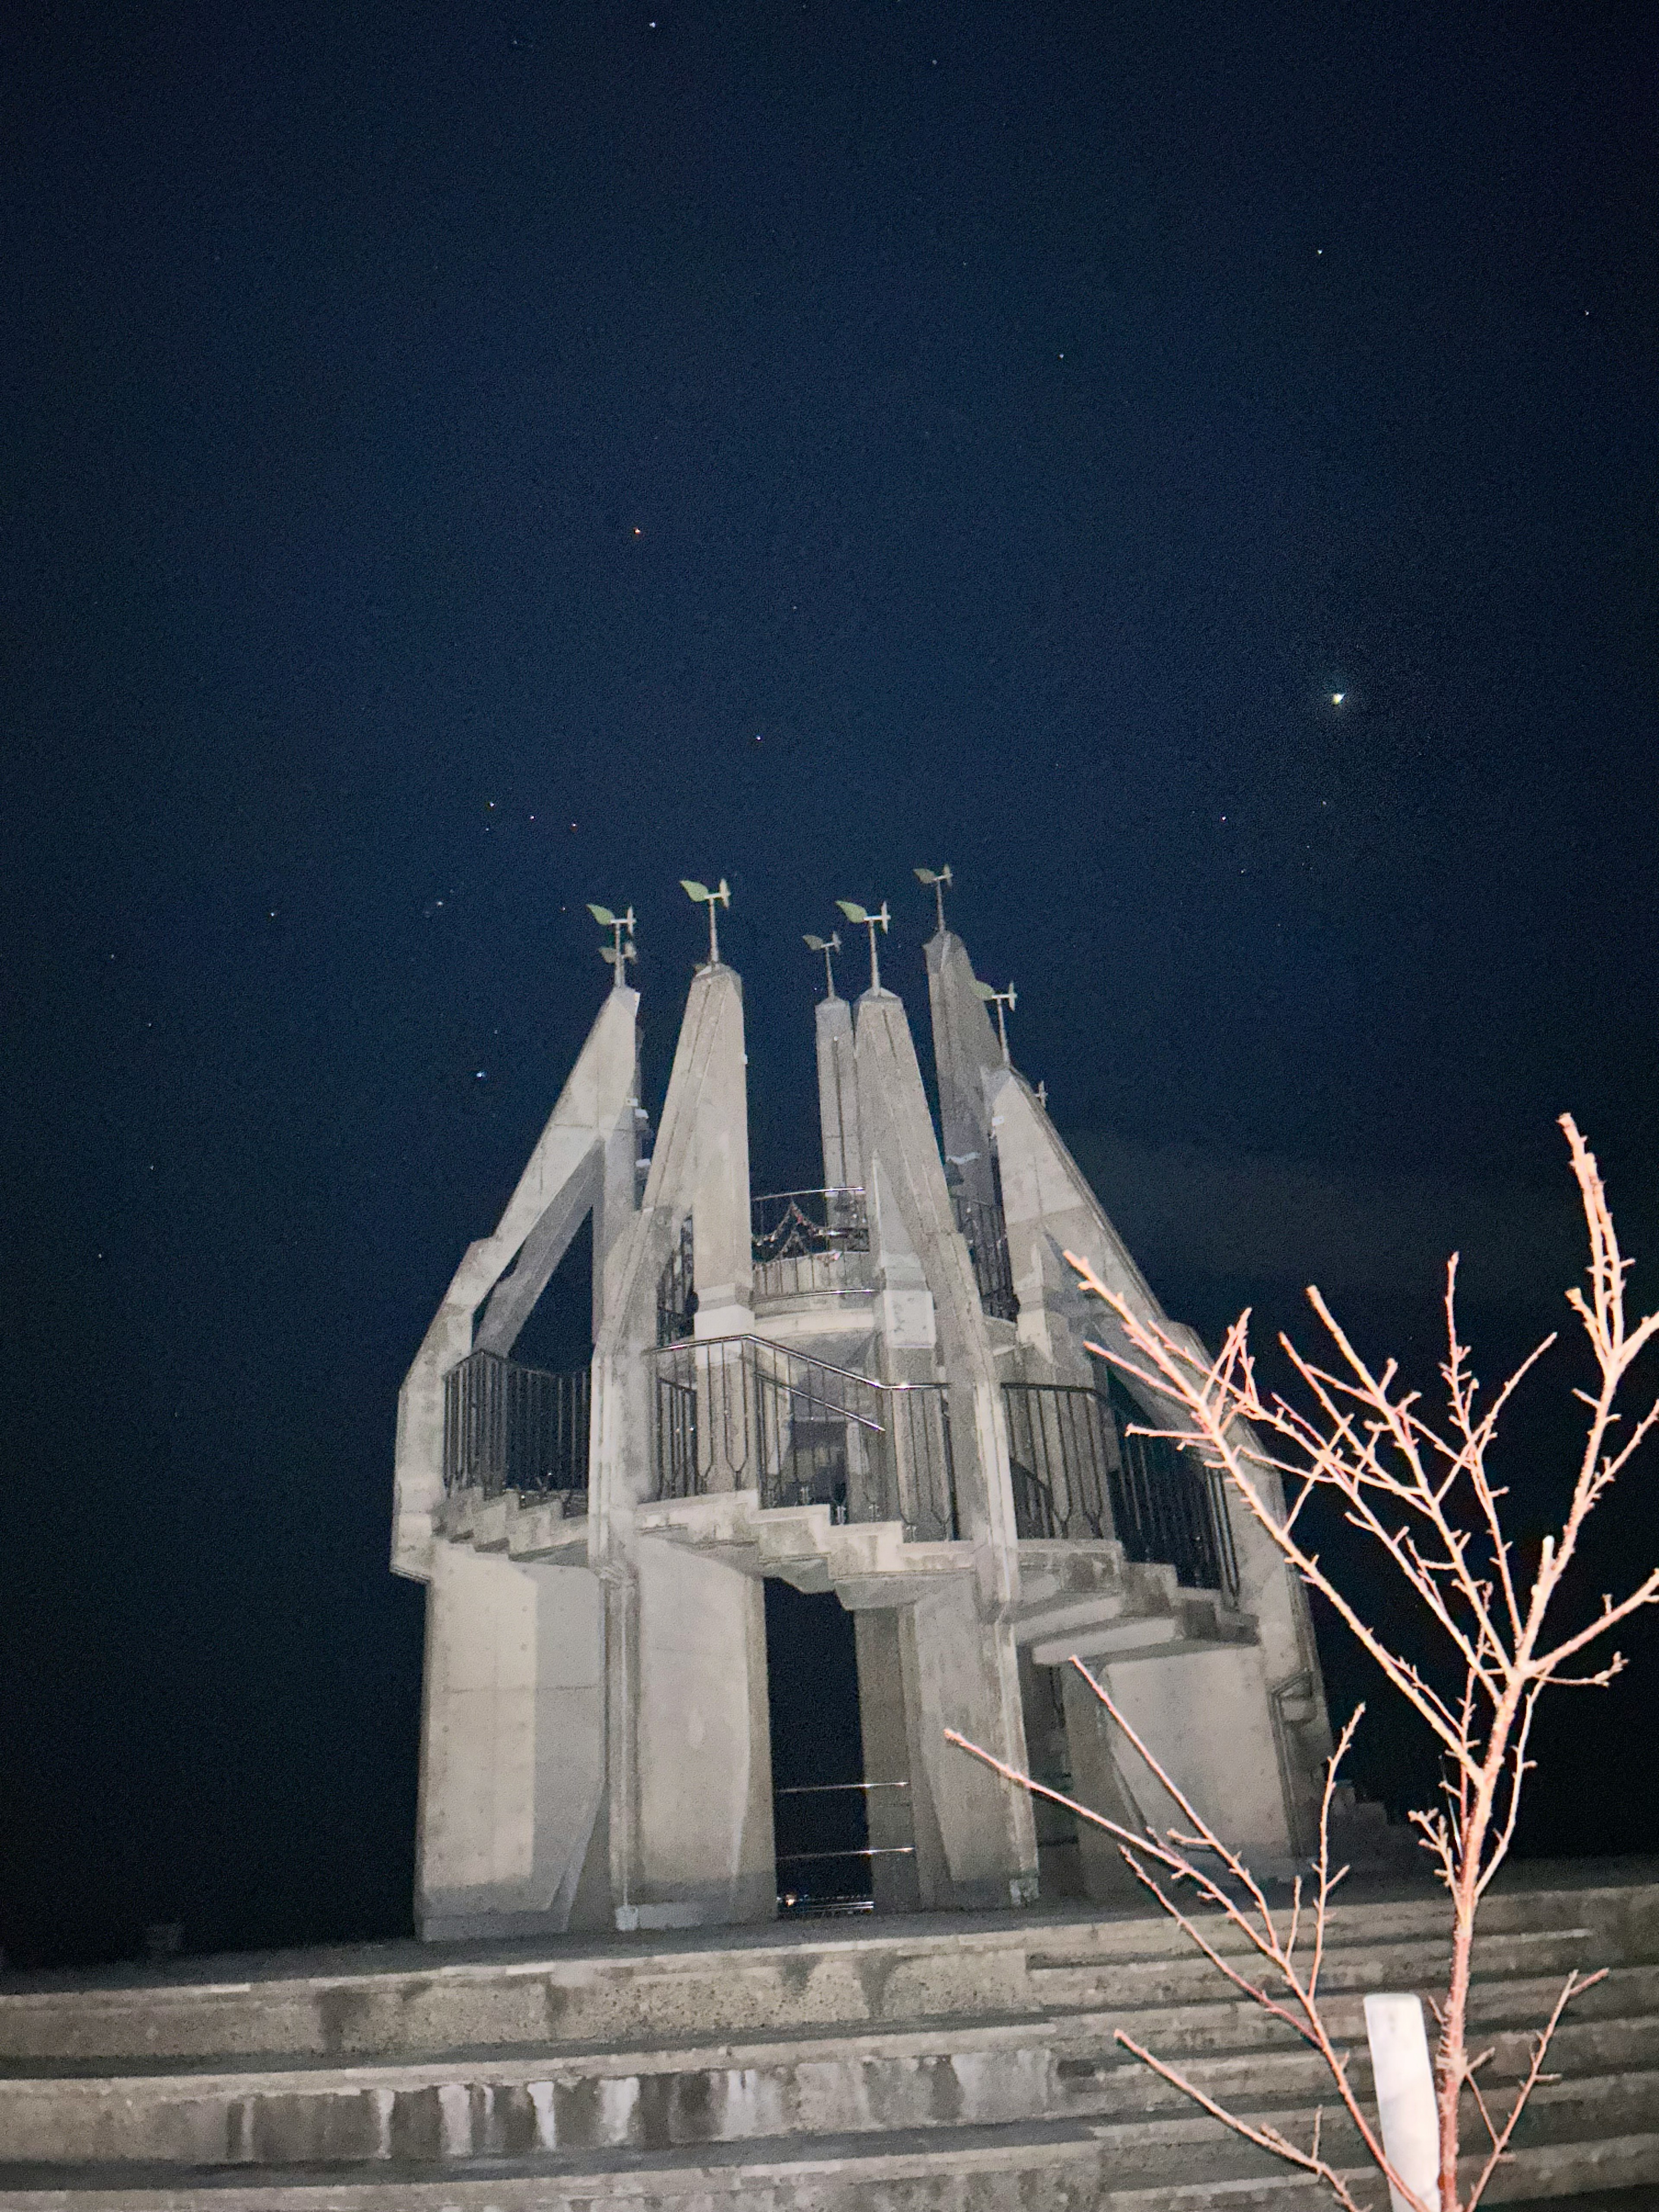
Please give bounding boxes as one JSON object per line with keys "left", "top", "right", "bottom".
{"left": 5, "top": 1868, "right": 1659, "bottom": 2204}
{"left": 391, "top": 882, "right": 1344, "bottom": 1944}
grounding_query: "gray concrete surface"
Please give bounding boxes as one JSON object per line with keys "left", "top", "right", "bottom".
{"left": 4, "top": 1868, "right": 1659, "bottom": 2206}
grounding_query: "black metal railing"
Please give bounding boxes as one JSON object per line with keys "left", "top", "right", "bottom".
{"left": 1002, "top": 1378, "right": 1239, "bottom": 1605}
{"left": 651, "top": 1335, "right": 958, "bottom": 1543}
{"left": 1003, "top": 1382, "right": 1114, "bottom": 1541}
{"left": 954, "top": 1195, "right": 1018, "bottom": 1322}
{"left": 751, "top": 1187, "right": 872, "bottom": 1301}
{"left": 751, "top": 1187, "right": 869, "bottom": 1260}
{"left": 1107, "top": 1374, "right": 1239, "bottom": 1605}
{"left": 443, "top": 1349, "right": 590, "bottom": 1499}
{"left": 656, "top": 1216, "right": 696, "bottom": 1346}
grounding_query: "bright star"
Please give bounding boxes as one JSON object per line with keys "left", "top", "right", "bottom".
{"left": 1332, "top": 692, "right": 1345, "bottom": 706}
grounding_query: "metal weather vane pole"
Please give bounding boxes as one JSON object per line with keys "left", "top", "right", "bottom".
{"left": 973, "top": 976, "right": 1017, "bottom": 1063}
{"left": 803, "top": 930, "right": 842, "bottom": 998}
{"left": 835, "top": 899, "right": 890, "bottom": 994}
{"left": 914, "top": 864, "right": 953, "bottom": 935}
{"left": 586, "top": 903, "right": 637, "bottom": 987}
{"left": 680, "top": 877, "right": 731, "bottom": 967}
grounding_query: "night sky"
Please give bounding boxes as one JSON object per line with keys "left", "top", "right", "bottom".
{"left": 3, "top": 2, "right": 1655, "bottom": 1968}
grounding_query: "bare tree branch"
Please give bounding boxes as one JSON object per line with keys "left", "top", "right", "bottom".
{"left": 946, "top": 1116, "right": 1656, "bottom": 2211}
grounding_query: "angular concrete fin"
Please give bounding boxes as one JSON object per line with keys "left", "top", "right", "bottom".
{"left": 392, "top": 985, "right": 640, "bottom": 1579}
{"left": 852, "top": 989, "right": 1023, "bottom": 1578}
{"left": 814, "top": 994, "right": 861, "bottom": 1191}
{"left": 991, "top": 1058, "right": 1336, "bottom": 1822}
{"left": 595, "top": 960, "right": 753, "bottom": 1376}
{"left": 852, "top": 988, "right": 964, "bottom": 1273}
{"left": 984, "top": 1063, "right": 1163, "bottom": 1380}
{"left": 924, "top": 931, "right": 1005, "bottom": 1218}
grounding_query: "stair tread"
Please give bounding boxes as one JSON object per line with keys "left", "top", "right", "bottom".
{"left": 0, "top": 2119, "right": 1656, "bottom": 2202}
{"left": 0, "top": 2008, "right": 1074, "bottom": 2084}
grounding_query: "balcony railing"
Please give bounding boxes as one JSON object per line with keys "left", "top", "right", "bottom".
{"left": 751, "top": 1188, "right": 872, "bottom": 1301}
{"left": 954, "top": 1195, "right": 1018, "bottom": 1322}
{"left": 651, "top": 1335, "right": 957, "bottom": 1543}
{"left": 1002, "top": 1382, "right": 1114, "bottom": 1542}
{"left": 657, "top": 1217, "right": 696, "bottom": 1346}
{"left": 1002, "top": 1378, "right": 1239, "bottom": 1605}
{"left": 751, "top": 1187, "right": 869, "bottom": 1259}
{"left": 443, "top": 1348, "right": 590, "bottom": 1499}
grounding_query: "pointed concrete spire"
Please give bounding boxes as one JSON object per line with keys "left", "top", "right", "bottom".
{"left": 924, "top": 926, "right": 1005, "bottom": 1223}
{"left": 638, "top": 957, "right": 752, "bottom": 1337}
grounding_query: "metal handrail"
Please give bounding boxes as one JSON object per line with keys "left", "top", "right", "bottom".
{"left": 776, "top": 1846, "right": 915, "bottom": 1863}
{"left": 648, "top": 1334, "right": 958, "bottom": 1541}
{"left": 1002, "top": 1376, "right": 1239, "bottom": 1605}
{"left": 648, "top": 1332, "right": 927, "bottom": 1398}
{"left": 774, "top": 1780, "right": 910, "bottom": 1796}
{"left": 443, "top": 1348, "right": 589, "bottom": 1498}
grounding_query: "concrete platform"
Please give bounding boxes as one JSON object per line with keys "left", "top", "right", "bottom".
{"left": 4, "top": 1865, "right": 1659, "bottom": 2208}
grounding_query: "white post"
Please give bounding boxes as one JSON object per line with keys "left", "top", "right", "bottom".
{"left": 1363, "top": 1992, "right": 1441, "bottom": 2212}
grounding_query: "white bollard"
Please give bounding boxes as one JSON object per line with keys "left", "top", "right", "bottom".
{"left": 1363, "top": 1992, "right": 1441, "bottom": 2212}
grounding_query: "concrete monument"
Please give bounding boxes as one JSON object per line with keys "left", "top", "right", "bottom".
{"left": 392, "top": 875, "right": 1339, "bottom": 1940}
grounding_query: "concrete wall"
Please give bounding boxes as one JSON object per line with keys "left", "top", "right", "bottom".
{"left": 416, "top": 1546, "right": 608, "bottom": 1939}
{"left": 901, "top": 1582, "right": 1039, "bottom": 1909}
{"left": 629, "top": 1537, "right": 775, "bottom": 1928}
{"left": 1063, "top": 1642, "right": 1293, "bottom": 1901}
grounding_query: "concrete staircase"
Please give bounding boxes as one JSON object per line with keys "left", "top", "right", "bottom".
{"left": 3, "top": 1869, "right": 1659, "bottom": 2207}
{"left": 1010, "top": 1539, "right": 1252, "bottom": 1665}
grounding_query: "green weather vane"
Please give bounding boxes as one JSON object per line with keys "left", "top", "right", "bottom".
{"left": 680, "top": 876, "right": 731, "bottom": 967}
{"left": 973, "top": 976, "right": 1017, "bottom": 1063}
{"left": 803, "top": 929, "right": 842, "bottom": 998}
{"left": 835, "top": 898, "right": 890, "bottom": 995}
{"left": 586, "top": 903, "right": 637, "bottom": 986}
{"left": 914, "top": 864, "right": 953, "bottom": 934}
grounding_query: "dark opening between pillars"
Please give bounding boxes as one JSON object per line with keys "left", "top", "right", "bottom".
{"left": 763, "top": 1580, "right": 871, "bottom": 1916}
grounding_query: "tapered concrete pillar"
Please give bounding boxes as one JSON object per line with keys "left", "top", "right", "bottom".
{"left": 815, "top": 994, "right": 862, "bottom": 1192}
{"left": 680, "top": 964, "right": 754, "bottom": 1341}
{"left": 588, "top": 955, "right": 773, "bottom": 1928}
{"left": 851, "top": 982, "right": 1038, "bottom": 1905}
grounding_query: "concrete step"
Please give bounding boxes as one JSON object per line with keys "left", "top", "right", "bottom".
{"left": 8, "top": 1993, "right": 1659, "bottom": 2170}
{"left": 0, "top": 2112, "right": 1657, "bottom": 2212}
{"left": 630, "top": 1493, "right": 976, "bottom": 1607}
{"left": 8, "top": 1876, "right": 1659, "bottom": 2206}
{"left": 6, "top": 1881, "right": 1654, "bottom": 2069}
{"left": 1027, "top": 1921, "right": 1601, "bottom": 2010}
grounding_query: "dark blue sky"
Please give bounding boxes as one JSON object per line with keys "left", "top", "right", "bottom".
{"left": 3, "top": 1, "right": 1655, "bottom": 1964}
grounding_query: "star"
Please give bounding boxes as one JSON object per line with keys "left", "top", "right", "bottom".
{"left": 1332, "top": 692, "right": 1345, "bottom": 706}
